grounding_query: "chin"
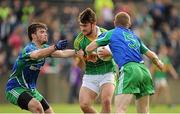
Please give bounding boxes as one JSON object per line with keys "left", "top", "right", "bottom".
{"left": 82, "top": 32, "right": 87, "bottom": 35}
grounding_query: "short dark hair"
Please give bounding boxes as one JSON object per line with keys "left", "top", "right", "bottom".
{"left": 28, "top": 22, "right": 47, "bottom": 41}
{"left": 78, "top": 8, "right": 96, "bottom": 24}
{"left": 114, "top": 12, "right": 131, "bottom": 28}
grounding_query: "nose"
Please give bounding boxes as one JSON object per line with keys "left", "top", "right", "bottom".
{"left": 45, "top": 32, "right": 48, "bottom": 36}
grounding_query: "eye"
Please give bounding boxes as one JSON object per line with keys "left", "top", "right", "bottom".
{"left": 40, "top": 30, "right": 45, "bottom": 33}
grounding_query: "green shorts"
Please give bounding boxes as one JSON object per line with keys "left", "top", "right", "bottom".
{"left": 115, "top": 62, "right": 155, "bottom": 99}
{"left": 6, "top": 87, "right": 43, "bottom": 105}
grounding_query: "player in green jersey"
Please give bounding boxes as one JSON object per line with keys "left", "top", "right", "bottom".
{"left": 74, "top": 8, "right": 115, "bottom": 113}
{"left": 5, "top": 22, "right": 77, "bottom": 113}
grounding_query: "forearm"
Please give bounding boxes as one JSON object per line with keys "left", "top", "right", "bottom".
{"left": 51, "top": 49, "right": 75, "bottom": 58}
{"left": 145, "top": 50, "right": 164, "bottom": 70}
{"left": 85, "top": 41, "right": 98, "bottom": 55}
{"left": 145, "top": 50, "right": 159, "bottom": 64}
{"left": 30, "top": 45, "right": 55, "bottom": 59}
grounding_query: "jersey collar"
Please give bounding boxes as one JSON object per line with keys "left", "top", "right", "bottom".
{"left": 116, "top": 26, "right": 130, "bottom": 31}
{"left": 96, "top": 26, "right": 102, "bottom": 36}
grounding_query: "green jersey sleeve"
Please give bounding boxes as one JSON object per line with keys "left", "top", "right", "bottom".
{"left": 96, "top": 30, "right": 113, "bottom": 46}
{"left": 139, "top": 40, "right": 149, "bottom": 54}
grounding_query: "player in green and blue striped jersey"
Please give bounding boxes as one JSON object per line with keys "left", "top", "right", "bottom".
{"left": 5, "top": 22, "right": 75, "bottom": 113}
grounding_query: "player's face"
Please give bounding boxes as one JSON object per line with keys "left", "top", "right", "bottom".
{"left": 35, "top": 28, "right": 48, "bottom": 44}
{"left": 79, "top": 23, "right": 93, "bottom": 36}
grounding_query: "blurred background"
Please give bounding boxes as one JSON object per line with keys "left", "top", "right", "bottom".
{"left": 0, "top": 0, "right": 180, "bottom": 112}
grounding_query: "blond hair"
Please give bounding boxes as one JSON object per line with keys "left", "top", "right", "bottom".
{"left": 114, "top": 12, "right": 131, "bottom": 28}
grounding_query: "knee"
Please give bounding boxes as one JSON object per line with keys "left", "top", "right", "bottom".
{"left": 79, "top": 101, "right": 90, "bottom": 110}
{"left": 102, "top": 98, "right": 111, "bottom": 106}
{"left": 28, "top": 99, "right": 43, "bottom": 113}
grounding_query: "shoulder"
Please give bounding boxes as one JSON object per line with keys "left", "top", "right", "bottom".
{"left": 74, "top": 32, "right": 84, "bottom": 46}
{"left": 107, "top": 29, "right": 115, "bottom": 36}
{"left": 23, "top": 43, "right": 37, "bottom": 53}
{"left": 18, "top": 43, "right": 36, "bottom": 60}
{"left": 109, "top": 29, "right": 115, "bottom": 33}
{"left": 98, "top": 29, "right": 115, "bottom": 39}
{"left": 75, "top": 32, "right": 84, "bottom": 41}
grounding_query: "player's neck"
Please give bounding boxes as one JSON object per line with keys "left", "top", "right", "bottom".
{"left": 87, "top": 27, "right": 97, "bottom": 41}
{"left": 32, "top": 40, "right": 42, "bottom": 49}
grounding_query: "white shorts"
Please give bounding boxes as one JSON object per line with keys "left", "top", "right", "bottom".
{"left": 155, "top": 78, "right": 168, "bottom": 87}
{"left": 82, "top": 72, "right": 115, "bottom": 94}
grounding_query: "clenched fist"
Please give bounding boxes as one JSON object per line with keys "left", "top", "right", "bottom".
{"left": 54, "top": 40, "right": 67, "bottom": 50}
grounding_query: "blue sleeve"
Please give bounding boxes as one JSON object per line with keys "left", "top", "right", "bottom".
{"left": 19, "top": 46, "right": 34, "bottom": 60}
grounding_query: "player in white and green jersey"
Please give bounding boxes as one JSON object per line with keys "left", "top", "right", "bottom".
{"left": 74, "top": 8, "right": 115, "bottom": 113}
{"left": 5, "top": 22, "right": 75, "bottom": 113}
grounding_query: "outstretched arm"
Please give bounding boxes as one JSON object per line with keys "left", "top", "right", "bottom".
{"left": 30, "top": 40, "right": 67, "bottom": 59}
{"left": 30, "top": 45, "right": 56, "bottom": 59}
{"left": 144, "top": 50, "right": 164, "bottom": 71}
{"left": 51, "top": 49, "right": 76, "bottom": 58}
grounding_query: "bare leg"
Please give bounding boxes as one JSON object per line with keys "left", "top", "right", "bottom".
{"left": 115, "top": 94, "right": 133, "bottom": 114}
{"left": 100, "top": 83, "right": 115, "bottom": 113}
{"left": 28, "top": 98, "right": 44, "bottom": 113}
{"left": 79, "top": 87, "right": 97, "bottom": 113}
{"left": 136, "top": 95, "right": 149, "bottom": 114}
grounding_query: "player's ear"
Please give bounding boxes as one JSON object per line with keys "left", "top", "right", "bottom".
{"left": 31, "top": 33, "right": 36, "bottom": 39}
{"left": 91, "top": 22, "right": 96, "bottom": 26}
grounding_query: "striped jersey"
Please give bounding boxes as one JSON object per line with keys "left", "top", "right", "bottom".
{"left": 6, "top": 42, "right": 48, "bottom": 91}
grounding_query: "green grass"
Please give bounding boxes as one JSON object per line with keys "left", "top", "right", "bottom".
{"left": 0, "top": 104, "right": 180, "bottom": 113}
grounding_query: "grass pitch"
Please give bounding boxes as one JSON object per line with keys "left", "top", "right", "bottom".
{"left": 0, "top": 103, "right": 180, "bottom": 113}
